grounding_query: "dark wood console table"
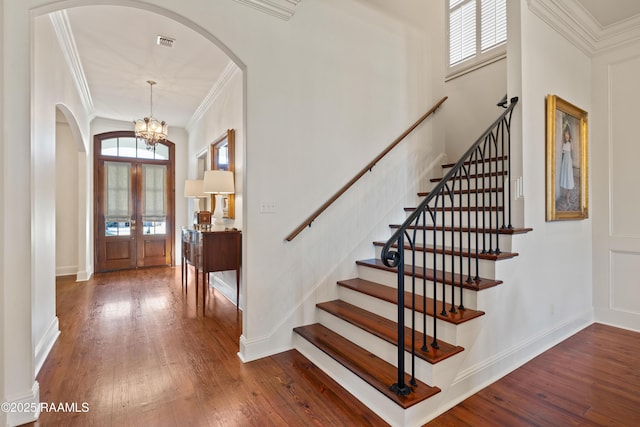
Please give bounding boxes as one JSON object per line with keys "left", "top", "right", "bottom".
{"left": 182, "top": 228, "right": 241, "bottom": 314}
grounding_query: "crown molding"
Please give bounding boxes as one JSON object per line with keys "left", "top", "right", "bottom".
{"left": 233, "top": 0, "right": 301, "bottom": 21}
{"left": 186, "top": 62, "right": 240, "bottom": 132}
{"left": 49, "top": 11, "right": 95, "bottom": 118}
{"left": 527, "top": 0, "right": 640, "bottom": 56}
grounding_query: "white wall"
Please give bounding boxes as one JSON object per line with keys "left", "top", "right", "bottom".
{"left": 592, "top": 41, "right": 640, "bottom": 332}
{"left": 442, "top": 60, "right": 507, "bottom": 160}
{"left": 0, "top": 0, "right": 6, "bottom": 423}
{"left": 234, "top": 0, "right": 440, "bottom": 360}
{"left": 516, "top": 0, "right": 594, "bottom": 340}
{"left": 426, "top": 0, "right": 508, "bottom": 162}
{"left": 55, "top": 119, "right": 79, "bottom": 276}
{"left": 187, "top": 66, "right": 244, "bottom": 305}
{"left": 32, "top": 14, "right": 93, "bottom": 381}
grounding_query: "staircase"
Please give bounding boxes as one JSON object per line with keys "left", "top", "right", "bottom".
{"left": 293, "top": 97, "right": 529, "bottom": 426}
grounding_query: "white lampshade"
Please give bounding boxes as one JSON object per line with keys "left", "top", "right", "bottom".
{"left": 184, "top": 179, "right": 206, "bottom": 198}
{"left": 203, "top": 170, "right": 235, "bottom": 194}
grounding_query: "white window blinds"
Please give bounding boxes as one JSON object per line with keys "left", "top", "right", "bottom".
{"left": 449, "top": 0, "right": 476, "bottom": 66}
{"left": 449, "top": 0, "right": 506, "bottom": 68}
{"left": 105, "top": 161, "right": 131, "bottom": 222}
{"left": 142, "top": 164, "right": 166, "bottom": 222}
{"left": 481, "top": 0, "right": 507, "bottom": 52}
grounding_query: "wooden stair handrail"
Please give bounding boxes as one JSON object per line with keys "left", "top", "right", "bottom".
{"left": 285, "top": 96, "right": 448, "bottom": 242}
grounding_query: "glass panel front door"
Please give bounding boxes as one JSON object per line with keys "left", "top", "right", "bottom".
{"left": 95, "top": 132, "right": 174, "bottom": 272}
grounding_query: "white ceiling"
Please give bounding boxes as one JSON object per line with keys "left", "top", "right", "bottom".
{"left": 59, "top": 5, "right": 234, "bottom": 129}
{"left": 577, "top": 0, "right": 640, "bottom": 27}
{"left": 51, "top": 2, "right": 640, "bottom": 131}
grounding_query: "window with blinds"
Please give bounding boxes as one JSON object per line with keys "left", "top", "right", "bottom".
{"left": 141, "top": 164, "right": 167, "bottom": 235}
{"left": 104, "top": 161, "right": 132, "bottom": 236}
{"left": 448, "top": 0, "right": 506, "bottom": 77}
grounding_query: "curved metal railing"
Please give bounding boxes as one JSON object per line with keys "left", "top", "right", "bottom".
{"left": 382, "top": 96, "right": 519, "bottom": 396}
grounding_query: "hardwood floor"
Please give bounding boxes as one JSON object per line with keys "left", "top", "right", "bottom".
{"left": 428, "top": 323, "right": 640, "bottom": 426}
{"left": 27, "top": 268, "right": 640, "bottom": 426}
{"left": 28, "top": 268, "right": 386, "bottom": 426}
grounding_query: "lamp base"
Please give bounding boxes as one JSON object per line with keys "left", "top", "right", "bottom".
{"left": 213, "top": 194, "right": 225, "bottom": 226}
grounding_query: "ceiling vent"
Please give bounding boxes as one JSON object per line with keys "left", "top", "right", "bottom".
{"left": 156, "top": 36, "right": 175, "bottom": 48}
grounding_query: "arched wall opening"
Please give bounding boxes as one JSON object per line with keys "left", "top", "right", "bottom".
{"left": 29, "top": 0, "right": 248, "bottom": 386}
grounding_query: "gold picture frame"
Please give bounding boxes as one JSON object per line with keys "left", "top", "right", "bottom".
{"left": 545, "top": 95, "right": 588, "bottom": 221}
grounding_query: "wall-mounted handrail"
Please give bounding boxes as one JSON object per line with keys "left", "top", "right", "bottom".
{"left": 285, "top": 96, "right": 448, "bottom": 242}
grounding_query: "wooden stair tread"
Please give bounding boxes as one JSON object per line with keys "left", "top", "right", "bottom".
{"left": 338, "top": 277, "right": 485, "bottom": 324}
{"left": 372, "top": 241, "right": 518, "bottom": 261}
{"left": 294, "top": 323, "right": 441, "bottom": 409}
{"left": 405, "top": 205, "right": 504, "bottom": 212}
{"left": 430, "top": 170, "right": 508, "bottom": 182}
{"left": 418, "top": 187, "right": 503, "bottom": 197}
{"left": 356, "top": 258, "right": 501, "bottom": 291}
{"left": 389, "top": 224, "right": 533, "bottom": 235}
{"left": 317, "top": 300, "right": 464, "bottom": 364}
{"left": 441, "top": 155, "right": 508, "bottom": 168}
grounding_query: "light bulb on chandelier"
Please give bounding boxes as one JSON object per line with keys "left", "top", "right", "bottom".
{"left": 134, "top": 80, "right": 168, "bottom": 151}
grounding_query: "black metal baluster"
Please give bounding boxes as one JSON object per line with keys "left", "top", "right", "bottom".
{"left": 449, "top": 176, "right": 457, "bottom": 314}
{"left": 488, "top": 132, "right": 494, "bottom": 254}
{"left": 432, "top": 197, "right": 439, "bottom": 349}
{"left": 507, "top": 99, "right": 517, "bottom": 229}
{"left": 494, "top": 124, "right": 502, "bottom": 254}
{"left": 475, "top": 147, "right": 483, "bottom": 280}
{"left": 391, "top": 233, "right": 409, "bottom": 396}
{"left": 408, "top": 228, "right": 417, "bottom": 386}
{"left": 421, "top": 208, "right": 429, "bottom": 352}
{"left": 500, "top": 118, "right": 507, "bottom": 230}
{"left": 440, "top": 187, "right": 447, "bottom": 317}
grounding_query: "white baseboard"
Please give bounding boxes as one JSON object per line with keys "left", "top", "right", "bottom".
{"left": 211, "top": 275, "right": 239, "bottom": 306}
{"left": 55, "top": 265, "right": 77, "bottom": 276}
{"left": 238, "top": 333, "right": 292, "bottom": 363}
{"left": 5, "top": 382, "right": 40, "bottom": 427}
{"left": 34, "top": 316, "right": 60, "bottom": 376}
{"left": 76, "top": 269, "right": 92, "bottom": 282}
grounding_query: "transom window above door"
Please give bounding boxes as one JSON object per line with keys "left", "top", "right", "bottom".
{"left": 100, "top": 136, "right": 170, "bottom": 160}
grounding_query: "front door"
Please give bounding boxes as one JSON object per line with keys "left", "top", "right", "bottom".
{"left": 94, "top": 132, "right": 175, "bottom": 272}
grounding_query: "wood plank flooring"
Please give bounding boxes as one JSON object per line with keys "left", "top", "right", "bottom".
{"left": 27, "top": 268, "right": 385, "bottom": 426}
{"left": 428, "top": 323, "right": 640, "bottom": 426}
{"left": 26, "top": 267, "right": 640, "bottom": 426}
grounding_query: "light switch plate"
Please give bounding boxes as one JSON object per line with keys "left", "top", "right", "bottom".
{"left": 259, "top": 201, "right": 277, "bottom": 213}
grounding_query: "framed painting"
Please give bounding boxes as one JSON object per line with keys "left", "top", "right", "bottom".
{"left": 545, "top": 95, "right": 588, "bottom": 221}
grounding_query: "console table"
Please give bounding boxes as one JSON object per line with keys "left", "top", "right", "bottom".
{"left": 182, "top": 228, "right": 241, "bottom": 314}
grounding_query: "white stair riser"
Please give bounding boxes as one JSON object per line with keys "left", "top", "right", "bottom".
{"left": 374, "top": 246, "right": 503, "bottom": 277}
{"left": 293, "top": 334, "right": 406, "bottom": 427}
{"left": 358, "top": 262, "right": 491, "bottom": 300}
{"left": 316, "top": 309, "right": 464, "bottom": 387}
{"left": 338, "top": 286, "right": 468, "bottom": 345}
{"left": 405, "top": 210, "right": 509, "bottom": 229}
{"left": 418, "top": 192, "right": 505, "bottom": 208}
{"left": 430, "top": 175, "right": 507, "bottom": 191}
{"left": 390, "top": 229, "right": 512, "bottom": 252}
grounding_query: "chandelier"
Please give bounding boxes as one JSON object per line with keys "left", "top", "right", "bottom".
{"left": 134, "top": 80, "right": 168, "bottom": 150}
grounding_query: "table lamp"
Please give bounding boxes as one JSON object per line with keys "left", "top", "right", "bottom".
{"left": 203, "top": 170, "right": 235, "bottom": 227}
{"left": 184, "top": 179, "right": 210, "bottom": 227}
